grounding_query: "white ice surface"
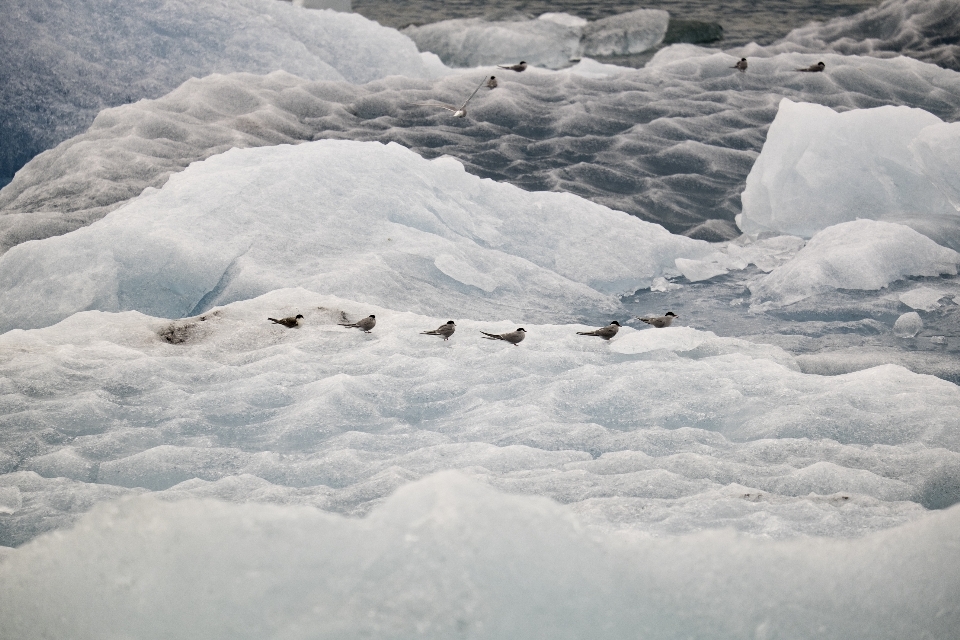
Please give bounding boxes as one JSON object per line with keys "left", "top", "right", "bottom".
{"left": 0, "top": 474, "right": 957, "bottom": 640}
{"left": 750, "top": 220, "right": 960, "bottom": 308}
{"left": 739, "top": 99, "right": 960, "bottom": 237}
{"left": 0, "top": 0, "right": 431, "bottom": 185}
{"left": 0, "top": 140, "right": 711, "bottom": 332}
{"left": 2, "top": 287, "right": 958, "bottom": 550}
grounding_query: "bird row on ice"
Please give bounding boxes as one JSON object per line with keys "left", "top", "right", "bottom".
{"left": 267, "top": 312, "right": 678, "bottom": 344}
{"left": 415, "top": 57, "right": 825, "bottom": 119}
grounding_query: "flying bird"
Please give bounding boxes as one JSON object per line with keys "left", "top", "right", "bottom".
{"left": 796, "top": 61, "right": 825, "bottom": 72}
{"left": 486, "top": 76, "right": 498, "bottom": 89}
{"left": 414, "top": 76, "right": 488, "bottom": 118}
{"left": 576, "top": 321, "right": 620, "bottom": 340}
{"left": 268, "top": 314, "right": 303, "bottom": 328}
{"left": 732, "top": 58, "right": 747, "bottom": 71}
{"left": 339, "top": 315, "right": 376, "bottom": 333}
{"left": 637, "top": 312, "right": 677, "bottom": 328}
{"left": 480, "top": 328, "right": 526, "bottom": 345}
{"left": 421, "top": 320, "right": 456, "bottom": 340}
{"left": 497, "top": 61, "right": 527, "bottom": 72}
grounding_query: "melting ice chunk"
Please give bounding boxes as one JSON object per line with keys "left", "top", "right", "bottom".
{"left": 893, "top": 312, "right": 923, "bottom": 338}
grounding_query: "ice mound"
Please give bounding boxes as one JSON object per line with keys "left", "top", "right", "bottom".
{"left": 739, "top": 99, "right": 960, "bottom": 238}
{"left": 402, "top": 9, "right": 669, "bottom": 69}
{"left": 2, "top": 287, "right": 959, "bottom": 546}
{"left": 0, "top": 0, "right": 430, "bottom": 188}
{"left": 893, "top": 311, "right": 924, "bottom": 337}
{"left": 8, "top": 53, "right": 960, "bottom": 248}
{"left": 1, "top": 474, "right": 958, "bottom": 640}
{"left": 767, "top": 0, "right": 960, "bottom": 72}
{"left": 750, "top": 220, "right": 960, "bottom": 308}
{"left": 0, "top": 140, "right": 711, "bottom": 333}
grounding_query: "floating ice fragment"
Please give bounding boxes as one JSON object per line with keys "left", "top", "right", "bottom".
{"left": 893, "top": 312, "right": 923, "bottom": 338}
{"left": 750, "top": 220, "right": 960, "bottom": 308}
{"left": 899, "top": 286, "right": 946, "bottom": 311}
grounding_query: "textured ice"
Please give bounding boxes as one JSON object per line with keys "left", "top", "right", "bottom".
{"left": 0, "top": 140, "right": 710, "bottom": 333}
{"left": 898, "top": 285, "right": 949, "bottom": 310}
{"left": 6, "top": 52, "right": 960, "bottom": 250}
{"left": 0, "top": 476, "right": 957, "bottom": 640}
{"left": 402, "top": 10, "right": 669, "bottom": 69}
{"left": 761, "top": 0, "right": 960, "bottom": 72}
{"left": 750, "top": 220, "right": 960, "bottom": 308}
{"left": 740, "top": 99, "right": 960, "bottom": 237}
{"left": 1, "top": 286, "right": 959, "bottom": 550}
{"left": 0, "top": 0, "right": 430, "bottom": 187}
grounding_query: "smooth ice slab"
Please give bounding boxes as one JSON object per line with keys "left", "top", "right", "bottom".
{"left": 0, "top": 140, "right": 711, "bottom": 332}
{"left": 739, "top": 99, "right": 960, "bottom": 238}
{"left": 750, "top": 220, "right": 960, "bottom": 308}
{"left": 0, "top": 474, "right": 957, "bottom": 640}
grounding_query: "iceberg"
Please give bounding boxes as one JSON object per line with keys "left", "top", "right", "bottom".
{"left": 0, "top": 0, "right": 431, "bottom": 187}
{"left": 0, "top": 140, "right": 711, "bottom": 333}
{"left": 739, "top": 99, "right": 960, "bottom": 238}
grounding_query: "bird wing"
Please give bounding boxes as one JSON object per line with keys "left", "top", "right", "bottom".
{"left": 414, "top": 102, "right": 457, "bottom": 112}
{"left": 459, "top": 77, "right": 488, "bottom": 110}
{"left": 480, "top": 331, "right": 502, "bottom": 339}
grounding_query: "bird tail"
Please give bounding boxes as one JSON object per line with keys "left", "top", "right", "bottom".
{"left": 421, "top": 330, "right": 437, "bottom": 335}
{"left": 480, "top": 331, "right": 501, "bottom": 340}
{"left": 338, "top": 322, "right": 356, "bottom": 327}
{"left": 268, "top": 318, "right": 280, "bottom": 324}
{"left": 576, "top": 331, "right": 592, "bottom": 336}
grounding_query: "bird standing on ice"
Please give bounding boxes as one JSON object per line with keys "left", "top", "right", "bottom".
{"left": 480, "top": 328, "right": 526, "bottom": 345}
{"left": 268, "top": 314, "right": 303, "bottom": 328}
{"left": 421, "top": 320, "right": 457, "bottom": 340}
{"left": 497, "top": 61, "right": 527, "bottom": 72}
{"left": 339, "top": 315, "right": 376, "bottom": 333}
{"left": 486, "top": 76, "right": 498, "bottom": 89}
{"left": 414, "top": 76, "right": 489, "bottom": 118}
{"left": 577, "top": 321, "right": 620, "bottom": 340}
{"left": 732, "top": 58, "right": 747, "bottom": 71}
{"left": 637, "top": 312, "right": 677, "bottom": 328}
{"left": 796, "top": 61, "right": 825, "bottom": 72}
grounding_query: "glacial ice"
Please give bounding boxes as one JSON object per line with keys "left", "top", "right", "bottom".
{"left": 749, "top": 220, "right": 960, "bottom": 308}
{"left": 7, "top": 52, "right": 960, "bottom": 250}
{"left": 0, "top": 140, "right": 711, "bottom": 333}
{"left": 402, "top": 10, "right": 670, "bottom": 69}
{"left": 893, "top": 311, "right": 924, "bottom": 337}
{"left": 0, "top": 474, "right": 957, "bottom": 640}
{"left": 0, "top": 0, "right": 430, "bottom": 186}
{"left": 739, "top": 99, "right": 960, "bottom": 238}
{"left": 1, "top": 286, "right": 958, "bottom": 552}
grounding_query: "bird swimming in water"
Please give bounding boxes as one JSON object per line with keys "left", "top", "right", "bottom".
{"left": 414, "top": 76, "right": 488, "bottom": 118}
{"left": 732, "top": 58, "right": 747, "bottom": 71}
{"left": 497, "top": 61, "right": 527, "bottom": 72}
{"left": 421, "top": 320, "right": 456, "bottom": 340}
{"left": 339, "top": 315, "right": 376, "bottom": 333}
{"left": 796, "top": 61, "right": 825, "bottom": 72}
{"left": 268, "top": 314, "right": 303, "bottom": 328}
{"left": 486, "top": 76, "right": 498, "bottom": 89}
{"left": 480, "top": 328, "right": 526, "bottom": 345}
{"left": 576, "top": 321, "right": 621, "bottom": 340}
{"left": 637, "top": 312, "right": 677, "bottom": 328}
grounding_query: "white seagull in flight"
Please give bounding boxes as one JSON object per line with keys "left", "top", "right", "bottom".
{"left": 415, "top": 76, "right": 488, "bottom": 118}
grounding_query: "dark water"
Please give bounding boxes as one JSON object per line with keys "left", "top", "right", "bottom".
{"left": 353, "top": 0, "right": 881, "bottom": 48}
